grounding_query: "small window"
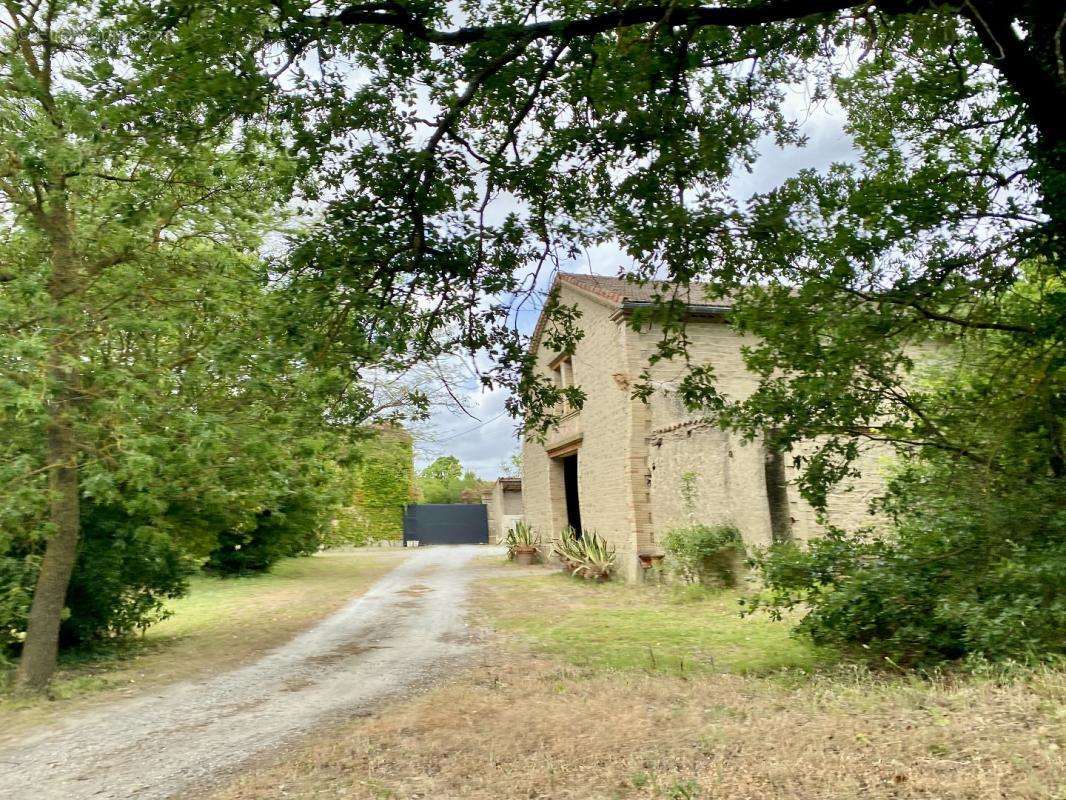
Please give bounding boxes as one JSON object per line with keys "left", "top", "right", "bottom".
{"left": 552, "top": 356, "right": 574, "bottom": 390}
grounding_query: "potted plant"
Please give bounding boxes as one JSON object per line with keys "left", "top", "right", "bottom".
{"left": 507, "top": 521, "right": 540, "bottom": 566}
{"left": 571, "top": 531, "right": 616, "bottom": 581}
{"left": 551, "top": 526, "right": 583, "bottom": 574}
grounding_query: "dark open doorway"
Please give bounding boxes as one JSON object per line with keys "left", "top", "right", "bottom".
{"left": 562, "top": 453, "right": 582, "bottom": 535}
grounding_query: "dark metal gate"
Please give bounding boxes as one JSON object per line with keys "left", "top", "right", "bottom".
{"left": 403, "top": 504, "right": 489, "bottom": 546}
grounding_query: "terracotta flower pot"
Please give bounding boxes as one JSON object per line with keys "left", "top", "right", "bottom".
{"left": 515, "top": 548, "right": 537, "bottom": 566}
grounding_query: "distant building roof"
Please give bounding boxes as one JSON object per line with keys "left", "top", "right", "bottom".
{"left": 558, "top": 273, "right": 732, "bottom": 309}
{"left": 531, "top": 272, "right": 732, "bottom": 354}
{"left": 497, "top": 476, "right": 522, "bottom": 491}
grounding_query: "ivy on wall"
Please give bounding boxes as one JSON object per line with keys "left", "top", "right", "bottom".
{"left": 329, "top": 426, "right": 415, "bottom": 545}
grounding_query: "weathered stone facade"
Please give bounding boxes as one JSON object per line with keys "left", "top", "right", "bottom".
{"left": 522, "top": 274, "right": 891, "bottom": 580}
{"left": 481, "top": 477, "right": 524, "bottom": 544}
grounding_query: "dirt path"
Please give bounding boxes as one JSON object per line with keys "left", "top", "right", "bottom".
{"left": 0, "top": 545, "right": 494, "bottom": 800}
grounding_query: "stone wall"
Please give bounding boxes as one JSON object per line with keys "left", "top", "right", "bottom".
{"left": 523, "top": 281, "right": 894, "bottom": 581}
{"left": 647, "top": 423, "right": 775, "bottom": 547}
{"left": 783, "top": 437, "right": 891, "bottom": 541}
{"left": 639, "top": 319, "right": 890, "bottom": 546}
{"left": 501, "top": 487, "right": 523, "bottom": 516}
{"left": 482, "top": 480, "right": 525, "bottom": 544}
{"left": 522, "top": 284, "right": 643, "bottom": 576}
{"left": 481, "top": 488, "right": 498, "bottom": 544}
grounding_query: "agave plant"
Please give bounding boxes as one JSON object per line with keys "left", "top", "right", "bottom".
{"left": 571, "top": 531, "right": 616, "bottom": 581}
{"left": 505, "top": 521, "right": 539, "bottom": 560}
{"left": 551, "top": 526, "right": 583, "bottom": 569}
{"left": 510, "top": 520, "right": 538, "bottom": 548}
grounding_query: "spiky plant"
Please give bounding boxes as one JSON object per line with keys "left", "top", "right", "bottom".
{"left": 551, "top": 526, "right": 583, "bottom": 567}
{"left": 505, "top": 521, "right": 539, "bottom": 559}
{"left": 571, "top": 531, "right": 616, "bottom": 580}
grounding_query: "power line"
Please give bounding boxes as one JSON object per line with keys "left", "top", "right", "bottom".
{"left": 433, "top": 410, "right": 508, "bottom": 443}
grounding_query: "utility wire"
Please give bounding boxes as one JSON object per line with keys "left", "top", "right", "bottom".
{"left": 432, "top": 410, "right": 508, "bottom": 442}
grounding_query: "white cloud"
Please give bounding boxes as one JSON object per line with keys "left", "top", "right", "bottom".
{"left": 414, "top": 384, "right": 520, "bottom": 479}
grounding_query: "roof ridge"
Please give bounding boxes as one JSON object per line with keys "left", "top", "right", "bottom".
{"left": 558, "top": 272, "right": 721, "bottom": 305}
{"left": 529, "top": 272, "right": 733, "bottom": 357}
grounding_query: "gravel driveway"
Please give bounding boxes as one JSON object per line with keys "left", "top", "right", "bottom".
{"left": 0, "top": 545, "right": 494, "bottom": 800}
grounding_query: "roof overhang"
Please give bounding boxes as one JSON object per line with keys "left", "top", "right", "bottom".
{"left": 529, "top": 276, "right": 731, "bottom": 359}
{"left": 546, "top": 433, "right": 583, "bottom": 458}
{"left": 529, "top": 275, "right": 619, "bottom": 358}
{"left": 609, "top": 301, "right": 732, "bottom": 325}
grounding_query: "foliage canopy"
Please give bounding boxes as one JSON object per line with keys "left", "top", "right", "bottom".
{"left": 4, "top": 0, "right": 1065, "bottom": 678}
{"left": 416, "top": 455, "right": 485, "bottom": 504}
{"left": 112, "top": 0, "right": 1063, "bottom": 504}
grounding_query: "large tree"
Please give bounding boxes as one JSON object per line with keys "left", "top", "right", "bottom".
{"left": 417, "top": 455, "right": 484, "bottom": 503}
{"left": 215, "top": 1, "right": 1060, "bottom": 659}
{"left": 0, "top": 0, "right": 272, "bottom": 689}
{"left": 28, "top": 1, "right": 1059, "bottom": 661}
{"left": 204, "top": 0, "right": 1063, "bottom": 473}
{"left": 0, "top": 0, "right": 431, "bottom": 690}
{"left": 104, "top": 2, "right": 1061, "bottom": 479}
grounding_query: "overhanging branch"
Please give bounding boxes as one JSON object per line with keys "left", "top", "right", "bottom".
{"left": 318, "top": 0, "right": 863, "bottom": 45}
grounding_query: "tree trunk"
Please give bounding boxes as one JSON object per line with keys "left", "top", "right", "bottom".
{"left": 14, "top": 404, "right": 80, "bottom": 693}
{"left": 763, "top": 433, "right": 793, "bottom": 546}
{"left": 14, "top": 207, "right": 81, "bottom": 694}
{"left": 962, "top": 2, "right": 1066, "bottom": 252}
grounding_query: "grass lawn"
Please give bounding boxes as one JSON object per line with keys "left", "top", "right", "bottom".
{"left": 207, "top": 561, "right": 1065, "bottom": 800}
{"left": 0, "top": 548, "right": 407, "bottom": 738}
{"left": 483, "top": 572, "right": 831, "bottom": 675}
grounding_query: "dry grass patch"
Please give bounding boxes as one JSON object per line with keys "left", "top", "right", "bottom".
{"left": 0, "top": 549, "right": 407, "bottom": 738}
{"left": 208, "top": 655, "right": 1063, "bottom": 800}
{"left": 206, "top": 565, "right": 1065, "bottom": 800}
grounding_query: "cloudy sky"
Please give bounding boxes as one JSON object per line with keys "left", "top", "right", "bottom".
{"left": 414, "top": 91, "right": 857, "bottom": 480}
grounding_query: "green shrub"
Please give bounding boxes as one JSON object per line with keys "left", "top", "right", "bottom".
{"left": 324, "top": 506, "right": 379, "bottom": 548}
{"left": 749, "top": 461, "right": 1066, "bottom": 666}
{"left": 662, "top": 523, "right": 745, "bottom": 587}
{"left": 1, "top": 503, "right": 193, "bottom": 656}
{"left": 569, "top": 530, "right": 616, "bottom": 580}
{"left": 203, "top": 490, "right": 326, "bottom": 576}
{"left": 551, "top": 525, "right": 583, "bottom": 565}
{"left": 340, "top": 430, "right": 414, "bottom": 542}
{"left": 550, "top": 528, "right": 616, "bottom": 579}
{"left": 505, "top": 521, "right": 538, "bottom": 555}
{"left": 61, "top": 505, "right": 192, "bottom": 647}
{"left": 0, "top": 552, "right": 38, "bottom": 660}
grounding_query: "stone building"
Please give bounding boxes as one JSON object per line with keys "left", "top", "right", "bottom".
{"left": 521, "top": 273, "right": 888, "bottom": 581}
{"left": 481, "top": 476, "right": 524, "bottom": 544}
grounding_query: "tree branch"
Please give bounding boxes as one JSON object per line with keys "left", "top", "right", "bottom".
{"left": 841, "top": 285, "right": 1039, "bottom": 336}
{"left": 314, "top": 0, "right": 862, "bottom": 45}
